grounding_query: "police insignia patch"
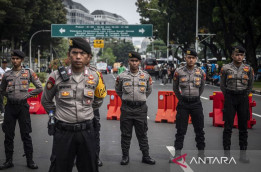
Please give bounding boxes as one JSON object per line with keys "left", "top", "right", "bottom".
{"left": 61, "top": 91, "right": 70, "bottom": 97}
{"left": 86, "top": 99, "right": 91, "bottom": 105}
{"left": 149, "top": 77, "right": 152, "bottom": 85}
{"left": 47, "top": 82, "right": 53, "bottom": 90}
{"left": 32, "top": 72, "right": 38, "bottom": 79}
{"left": 87, "top": 91, "right": 93, "bottom": 96}
{"left": 87, "top": 80, "right": 95, "bottom": 85}
{"left": 89, "top": 75, "right": 94, "bottom": 80}
{"left": 140, "top": 74, "right": 145, "bottom": 79}
{"left": 243, "top": 66, "right": 249, "bottom": 72}
{"left": 140, "top": 87, "right": 145, "bottom": 92}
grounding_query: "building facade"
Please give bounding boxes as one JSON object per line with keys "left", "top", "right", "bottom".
{"left": 91, "top": 10, "right": 128, "bottom": 25}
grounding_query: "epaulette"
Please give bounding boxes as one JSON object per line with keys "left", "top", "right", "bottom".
{"left": 89, "top": 65, "right": 97, "bottom": 71}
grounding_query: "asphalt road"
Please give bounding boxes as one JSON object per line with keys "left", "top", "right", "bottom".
{"left": 0, "top": 73, "right": 260, "bottom": 172}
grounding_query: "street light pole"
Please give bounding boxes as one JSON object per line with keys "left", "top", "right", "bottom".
{"left": 167, "top": 22, "right": 169, "bottom": 60}
{"left": 195, "top": 0, "right": 199, "bottom": 52}
{"left": 29, "top": 30, "right": 50, "bottom": 69}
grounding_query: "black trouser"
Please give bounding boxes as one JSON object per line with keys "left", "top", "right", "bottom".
{"left": 155, "top": 71, "right": 159, "bottom": 80}
{"left": 0, "top": 94, "right": 4, "bottom": 113}
{"left": 1, "top": 103, "right": 33, "bottom": 159}
{"left": 223, "top": 92, "right": 249, "bottom": 149}
{"left": 120, "top": 103, "right": 149, "bottom": 156}
{"left": 174, "top": 100, "right": 205, "bottom": 150}
{"left": 49, "top": 121, "right": 97, "bottom": 172}
{"left": 93, "top": 109, "right": 101, "bottom": 159}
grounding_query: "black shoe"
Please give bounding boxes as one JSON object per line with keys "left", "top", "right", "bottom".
{"left": 172, "top": 150, "right": 182, "bottom": 162}
{"left": 0, "top": 159, "right": 14, "bottom": 170}
{"left": 97, "top": 159, "right": 103, "bottom": 167}
{"left": 120, "top": 156, "right": 129, "bottom": 165}
{"left": 239, "top": 150, "right": 250, "bottom": 163}
{"left": 142, "top": 156, "right": 156, "bottom": 165}
{"left": 27, "top": 160, "right": 38, "bottom": 169}
{"left": 198, "top": 150, "right": 209, "bottom": 164}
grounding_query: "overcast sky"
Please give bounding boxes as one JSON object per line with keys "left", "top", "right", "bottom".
{"left": 73, "top": 0, "right": 141, "bottom": 24}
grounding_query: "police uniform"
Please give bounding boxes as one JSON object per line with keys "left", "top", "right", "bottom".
{"left": 0, "top": 57, "right": 11, "bottom": 115}
{"left": 41, "top": 38, "right": 106, "bottom": 172}
{"left": 220, "top": 46, "right": 254, "bottom": 163}
{"left": 173, "top": 49, "right": 206, "bottom": 158}
{"left": 0, "top": 50, "right": 42, "bottom": 170}
{"left": 92, "top": 70, "right": 106, "bottom": 167}
{"left": 115, "top": 51, "right": 155, "bottom": 165}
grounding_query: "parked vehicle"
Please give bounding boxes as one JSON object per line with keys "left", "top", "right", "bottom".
{"left": 96, "top": 62, "right": 108, "bottom": 74}
{"left": 144, "top": 58, "right": 157, "bottom": 75}
{"left": 113, "top": 62, "right": 121, "bottom": 74}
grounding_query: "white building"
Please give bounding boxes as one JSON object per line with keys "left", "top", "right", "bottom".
{"left": 62, "top": 0, "right": 94, "bottom": 24}
{"left": 91, "top": 10, "right": 128, "bottom": 25}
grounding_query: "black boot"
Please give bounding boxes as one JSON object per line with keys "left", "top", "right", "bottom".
{"left": 0, "top": 159, "right": 14, "bottom": 170}
{"left": 198, "top": 150, "right": 209, "bottom": 164}
{"left": 142, "top": 151, "right": 156, "bottom": 165}
{"left": 26, "top": 154, "right": 38, "bottom": 169}
{"left": 120, "top": 156, "right": 129, "bottom": 165}
{"left": 224, "top": 146, "right": 230, "bottom": 158}
{"left": 171, "top": 150, "right": 182, "bottom": 162}
{"left": 239, "top": 147, "right": 250, "bottom": 163}
{"left": 120, "top": 150, "right": 129, "bottom": 165}
{"left": 97, "top": 158, "right": 103, "bottom": 167}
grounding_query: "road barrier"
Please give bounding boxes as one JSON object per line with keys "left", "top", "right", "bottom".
{"left": 27, "top": 89, "right": 46, "bottom": 114}
{"left": 209, "top": 91, "right": 256, "bottom": 129}
{"left": 155, "top": 91, "right": 191, "bottom": 124}
{"left": 107, "top": 90, "right": 121, "bottom": 120}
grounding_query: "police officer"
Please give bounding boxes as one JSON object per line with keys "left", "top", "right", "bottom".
{"left": 172, "top": 49, "right": 206, "bottom": 160}
{"left": 0, "top": 57, "right": 11, "bottom": 117}
{"left": 41, "top": 38, "right": 106, "bottom": 172}
{"left": 220, "top": 46, "right": 254, "bottom": 163}
{"left": 115, "top": 51, "right": 155, "bottom": 165}
{"left": 0, "top": 50, "right": 42, "bottom": 170}
{"left": 92, "top": 69, "right": 106, "bottom": 167}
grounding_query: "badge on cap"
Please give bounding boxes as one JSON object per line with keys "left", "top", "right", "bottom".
{"left": 129, "top": 53, "right": 132, "bottom": 57}
{"left": 89, "top": 75, "right": 94, "bottom": 80}
{"left": 187, "top": 50, "right": 191, "bottom": 54}
{"left": 69, "top": 39, "right": 73, "bottom": 46}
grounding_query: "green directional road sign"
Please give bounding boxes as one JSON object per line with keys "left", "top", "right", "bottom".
{"left": 51, "top": 24, "right": 153, "bottom": 37}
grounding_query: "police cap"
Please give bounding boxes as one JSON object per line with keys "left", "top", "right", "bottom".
{"left": 185, "top": 48, "right": 197, "bottom": 57}
{"left": 128, "top": 51, "right": 141, "bottom": 60}
{"left": 2, "top": 57, "right": 8, "bottom": 63}
{"left": 69, "top": 37, "right": 92, "bottom": 54}
{"left": 11, "top": 49, "right": 25, "bottom": 59}
{"left": 232, "top": 45, "right": 246, "bottom": 53}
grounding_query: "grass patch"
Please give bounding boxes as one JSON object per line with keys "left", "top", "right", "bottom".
{"left": 253, "top": 81, "right": 261, "bottom": 90}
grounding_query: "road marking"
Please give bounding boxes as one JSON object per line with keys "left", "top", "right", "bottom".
{"left": 253, "top": 113, "right": 261, "bottom": 118}
{"left": 166, "top": 146, "right": 194, "bottom": 172}
{"left": 111, "top": 73, "right": 116, "bottom": 80}
{"left": 200, "top": 96, "right": 209, "bottom": 100}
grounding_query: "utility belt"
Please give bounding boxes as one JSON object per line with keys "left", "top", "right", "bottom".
{"left": 122, "top": 100, "right": 146, "bottom": 107}
{"left": 181, "top": 96, "right": 200, "bottom": 103}
{"left": 7, "top": 99, "right": 27, "bottom": 105}
{"left": 56, "top": 120, "right": 93, "bottom": 132}
{"left": 225, "top": 89, "right": 247, "bottom": 95}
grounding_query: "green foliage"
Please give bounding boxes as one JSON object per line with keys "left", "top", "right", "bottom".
{"left": 99, "top": 48, "right": 116, "bottom": 66}
{"left": 146, "top": 39, "right": 167, "bottom": 57}
{"left": 36, "top": 72, "right": 47, "bottom": 83}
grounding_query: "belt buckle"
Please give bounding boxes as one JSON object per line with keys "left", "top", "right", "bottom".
{"left": 74, "top": 124, "right": 81, "bottom": 131}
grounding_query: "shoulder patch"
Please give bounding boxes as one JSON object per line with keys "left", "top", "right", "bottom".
{"left": 89, "top": 65, "right": 97, "bottom": 71}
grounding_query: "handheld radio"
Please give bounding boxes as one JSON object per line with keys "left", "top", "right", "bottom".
{"left": 52, "top": 48, "right": 70, "bottom": 82}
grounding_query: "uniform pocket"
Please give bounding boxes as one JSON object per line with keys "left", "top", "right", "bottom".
{"left": 123, "top": 81, "right": 132, "bottom": 93}
{"left": 20, "top": 80, "right": 29, "bottom": 91}
{"left": 194, "top": 77, "right": 201, "bottom": 87}
{"left": 179, "top": 77, "right": 187, "bottom": 88}
{"left": 83, "top": 88, "right": 94, "bottom": 105}
{"left": 58, "top": 90, "right": 74, "bottom": 106}
{"left": 241, "top": 74, "right": 249, "bottom": 85}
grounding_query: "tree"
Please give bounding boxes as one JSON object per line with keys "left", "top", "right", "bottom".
{"left": 146, "top": 39, "right": 167, "bottom": 58}
{"left": 99, "top": 48, "right": 116, "bottom": 66}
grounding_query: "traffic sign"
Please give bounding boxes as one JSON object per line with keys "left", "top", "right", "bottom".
{"left": 51, "top": 24, "right": 153, "bottom": 37}
{"left": 93, "top": 40, "right": 104, "bottom": 48}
